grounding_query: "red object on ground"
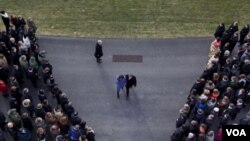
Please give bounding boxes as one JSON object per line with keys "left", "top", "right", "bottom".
{"left": 0, "top": 80, "right": 8, "bottom": 94}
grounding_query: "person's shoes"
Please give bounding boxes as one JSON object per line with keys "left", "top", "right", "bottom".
{"left": 117, "top": 95, "right": 120, "bottom": 99}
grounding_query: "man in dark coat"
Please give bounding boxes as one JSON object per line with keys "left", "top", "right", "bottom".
{"left": 0, "top": 11, "right": 10, "bottom": 33}
{"left": 21, "top": 113, "right": 33, "bottom": 131}
{"left": 27, "top": 66, "right": 38, "bottom": 87}
{"left": 214, "top": 23, "right": 225, "bottom": 39}
{"left": 239, "top": 24, "right": 250, "bottom": 45}
{"left": 34, "top": 103, "right": 46, "bottom": 119}
{"left": 125, "top": 74, "right": 137, "bottom": 99}
{"left": 65, "top": 102, "right": 75, "bottom": 119}
{"left": 94, "top": 40, "right": 103, "bottom": 63}
{"left": 226, "top": 21, "right": 238, "bottom": 36}
{"left": 228, "top": 32, "right": 239, "bottom": 53}
{"left": 71, "top": 112, "right": 82, "bottom": 126}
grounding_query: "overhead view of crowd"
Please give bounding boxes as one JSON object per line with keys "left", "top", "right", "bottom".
{"left": 0, "top": 11, "right": 95, "bottom": 141}
{"left": 171, "top": 21, "right": 250, "bottom": 141}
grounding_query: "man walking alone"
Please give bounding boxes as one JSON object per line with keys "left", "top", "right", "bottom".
{"left": 94, "top": 40, "right": 103, "bottom": 63}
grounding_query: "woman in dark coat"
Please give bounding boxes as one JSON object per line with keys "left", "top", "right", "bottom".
{"left": 94, "top": 40, "right": 103, "bottom": 63}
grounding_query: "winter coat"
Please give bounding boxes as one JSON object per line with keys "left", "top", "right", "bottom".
{"left": 94, "top": 44, "right": 103, "bottom": 59}
{"left": 86, "top": 131, "right": 95, "bottom": 141}
{"left": 125, "top": 74, "right": 137, "bottom": 88}
{"left": 29, "top": 58, "right": 39, "bottom": 70}
{"left": 0, "top": 80, "right": 8, "bottom": 94}
{"left": 0, "top": 111, "right": 6, "bottom": 128}
{"left": 71, "top": 115, "right": 82, "bottom": 126}
{"left": 65, "top": 105, "right": 75, "bottom": 118}
{"left": 35, "top": 108, "right": 46, "bottom": 119}
{"left": 68, "top": 126, "right": 83, "bottom": 141}
{"left": 214, "top": 24, "right": 225, "bottom": 39}
{"left": 116, "top": 75, "right": 126, "bottom": 89}
{"left": 0, "top": 67, "right": 9, "bottom": 82}
{"left": 22, "top": 117, "right": 33, "bottom": 131}
{"left": 19, "top": 57, "right": 29, "bottom": 71}
{"left": 7, "top": 109, "right": 21, "bottom": 128}
{"left": 17, "top": 128, "right": 31, "bottom": 141}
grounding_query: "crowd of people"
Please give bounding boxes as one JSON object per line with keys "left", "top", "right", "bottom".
{"left": 171, "top": 21, "right": 250, "bottom": 141}
{"left": 0, "top": 11, "right": 95, "bottom": 141}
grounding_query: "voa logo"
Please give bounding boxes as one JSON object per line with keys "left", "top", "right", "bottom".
{"left": 226, "top": 129, "right": 246, "bottom": 136}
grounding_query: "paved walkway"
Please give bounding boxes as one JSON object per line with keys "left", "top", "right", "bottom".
{"left": 36, "top": 36, "right": 211, "bottom": 141}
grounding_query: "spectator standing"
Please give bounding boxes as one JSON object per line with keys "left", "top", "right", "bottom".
{"left": 0, "top": 11, "right": 10, "bottom": 33}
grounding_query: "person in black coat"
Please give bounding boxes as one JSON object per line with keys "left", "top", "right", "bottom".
{"left": 64, "top": 102, "right": 75, "bottom": 119}
{"left": 27, "top": 66, "right": 38, "bottom": 88}
{"left": 125, "top": 74, "right": 137, "bottom": 99}
{"left": 0, "top": 67, "right": 9, "bottom": 83}
{"left": 9, "top": 97, "right": 20, "bottom": 114}
{"left": 214, "top": 23, "right": 225, "bottom": 39}
{"left": 0, "top": 11, "right": 10, "bottom": 33}
{"left": 21, "top": 113, "right": 33, "bottom": 131}
{"left": 226, "top": 21, "right": 238, "bottom": 36}
{"left": 228, "top": 32, "right": 239, "bottom": 53}
{"left": 239, "top": 24, "right": 250, "bottom": 45}
{"left": 38, "top": 89, "right": 47, "bottom": 103}
{"left": 71, "top": 112, "right": 82, "bottom": 126}
{"left": 34, "top": 103, "right": 46, "bottom": 119}
{"left": 94, "top": 40, "right": 103, "bottom": 63}
{"left": 42, "top": 99, "right": 52, "bottom": 113}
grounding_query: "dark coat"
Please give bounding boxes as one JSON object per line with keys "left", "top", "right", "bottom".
{"left": 214, "top": 24, "right": 225, "bottom": 39}
{"left": 71, "top": 115, "right": 82, "bottom": 126}
{"left": 0, "top": 68, "right": 9, "bottom": 82}
{"left": 94, "top": 44, "right": 103, "bottom": 59}
{"left": 240, "top": 25, "right": 249, "bottom": 44}
{"left": 228, "top": 34, "right": 238, "bottom": 52}
{"left": 22, "top": 117, "right": 33, "bottom": 131}
{"left": 35, "top": 108, "right": 46, "bottom": 119}
{"left": 43, "top": 104, "right": 52, "bottom": 113}
{"left": 9, "top": 98, "right": 19, "bottom": 110}
{"left": 65, "top": 104, "right": 75, "bottom": 118}
{"left": 0, "top": 111, "right": 6, "bottom": 130}
{"left": 87, "top": 132, "right": 95, "bottom": 141}
{"left": 125, "top": 75, "right": 137, "bottom": 88}
{"left": 227, "top": 23, "right": 238, "bottom": 36}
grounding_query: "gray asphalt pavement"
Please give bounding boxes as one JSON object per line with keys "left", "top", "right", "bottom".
{"left": 37, "top": 36, "right": 211, "bottom": 141}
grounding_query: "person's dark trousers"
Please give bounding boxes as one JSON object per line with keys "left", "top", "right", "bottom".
{"left": 117, "top": 92, "right": 119, "bottom": 99}
{"left": 126, "top": 86, "right": 130, "bottom": 99}
{"left": 96, "top": 58, "right": 102, "bottom": 63}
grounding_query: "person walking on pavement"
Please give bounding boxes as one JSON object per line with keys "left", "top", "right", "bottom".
{"left": 116, "top": 75, "right": 126, "bottom": 99}
{"left": 125, "top": 74, "right": 137, "bottom": 99}
{"left": 94, "top": 40, "right": 103, "bottom": 63}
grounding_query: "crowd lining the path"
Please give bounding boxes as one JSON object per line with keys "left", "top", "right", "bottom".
{"left": 171, "top": 21, "right": 250, "bottom": 141}
{"left": 0, "top": 11, "right": 95, "bottom": 141}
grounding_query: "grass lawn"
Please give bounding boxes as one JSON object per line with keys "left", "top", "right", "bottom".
{"left": 0, "top": 0, "right": 250, "bottom": 38}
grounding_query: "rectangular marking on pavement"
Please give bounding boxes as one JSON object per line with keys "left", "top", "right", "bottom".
{"left": 113, "top": 55, "right": 143, "bottom": 63}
